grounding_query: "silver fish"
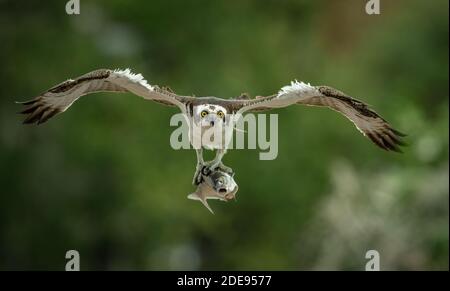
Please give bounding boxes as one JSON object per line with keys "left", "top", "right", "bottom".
{"left": 188, "top": 168, "right": 238, "bottom": 214}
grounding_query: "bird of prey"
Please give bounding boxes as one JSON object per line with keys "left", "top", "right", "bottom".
{"left": 18, "top": 68, "right": 406, "bottom": 186}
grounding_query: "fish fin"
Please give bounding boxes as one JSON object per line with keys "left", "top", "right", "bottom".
{"left": 188, "top": 192, "right": 215, "bottom": 214}
{"left": 200, "top": 197, "right": 215, "bottom": 214}
{"left": 187, "top": 193, "right": 199, "bottom": 200}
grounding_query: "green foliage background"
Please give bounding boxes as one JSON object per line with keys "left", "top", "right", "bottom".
{"left": 0, "top": 0, "right": 448, "bottom": 270}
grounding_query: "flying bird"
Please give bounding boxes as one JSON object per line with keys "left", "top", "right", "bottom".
{"left": 18, "top": 68, "right": 406, "bottom": 185}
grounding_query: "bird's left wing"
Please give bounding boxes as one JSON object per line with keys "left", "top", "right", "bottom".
{"left": 18, "top": 68, "right": 195, "bottom": 124}
{"left": 232, "top": 81, "right": 406, "bottom": 152}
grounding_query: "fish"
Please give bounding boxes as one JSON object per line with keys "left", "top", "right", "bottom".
{"left": 187, "top": 168, "right": 239, "bottom": 214}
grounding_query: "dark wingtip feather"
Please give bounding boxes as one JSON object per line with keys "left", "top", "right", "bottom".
{"left": 18, "top": 103, "right": 41, "bottom": 115}
{"left": 22, "top": 111, "right": 42, "bottom": 124}
{"left": 367, "top": 132, "right": 389, "bottom": 151}
{"left": 367, "top": 127, "right": 407, "bottom": 153}
{"left": 15, "top": 99, "right": 38, "bottom": 105}
{"left": 39, "top": 108, "right": 60, "bottom": 124}
{"left": 18, "top": 98, "right": 59, "bottom": 125}
{"left": 391, "top": 129, "right": 407, "bottom": 137}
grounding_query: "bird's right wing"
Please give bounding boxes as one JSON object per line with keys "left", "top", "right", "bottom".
{"left": 18, "top": 68, "right": 195, "bottom": 124}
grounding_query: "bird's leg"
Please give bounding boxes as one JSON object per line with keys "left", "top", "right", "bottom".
{"left": 202, "top": 149, "right": 233, "bottom": 176}
{"left": 192, "top": 149, "right": 204, "bottom": 185}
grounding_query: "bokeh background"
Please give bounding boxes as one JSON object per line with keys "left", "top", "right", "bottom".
{"left": 0, "top": 0, "right": 448, "bottom": 270}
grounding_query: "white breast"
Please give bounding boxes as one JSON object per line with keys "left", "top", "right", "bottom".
{"left": 189, "top": 124, "right": 233, "bottom": 150}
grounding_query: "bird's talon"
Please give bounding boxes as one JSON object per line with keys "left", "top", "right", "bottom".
{"left": 201, "top": 165, "right": 212, "bottom": 176}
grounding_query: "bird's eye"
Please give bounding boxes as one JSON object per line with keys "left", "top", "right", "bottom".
{"left": 200, "top": 110, "right": 209, "bottom": 118}
{"left": 217, "top": 111, "right": 225, "bottom": 118}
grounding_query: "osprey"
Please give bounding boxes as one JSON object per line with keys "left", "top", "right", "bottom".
{"left": 18, "top": 68, "right": 405, "bottom": 187}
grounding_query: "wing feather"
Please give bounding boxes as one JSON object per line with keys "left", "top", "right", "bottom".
{"left": 234, "top": 81, "right": 406, "bottom": 152}
{"left": 18, "top": 68, "right": 194, "bottom": 124}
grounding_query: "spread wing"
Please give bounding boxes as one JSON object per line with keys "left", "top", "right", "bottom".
{"left": 234, "top": 81, "right": 406, "bottom": 152}
{"left": 17, "top": 68, "right": 195, "bottom": 124}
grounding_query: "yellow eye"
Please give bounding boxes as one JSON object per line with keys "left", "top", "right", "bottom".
{"left": 217, "top": 111, "right": 225, "bottom": 118}
{"left": 200, "top": 110, "right": 209, "bottom": 118}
